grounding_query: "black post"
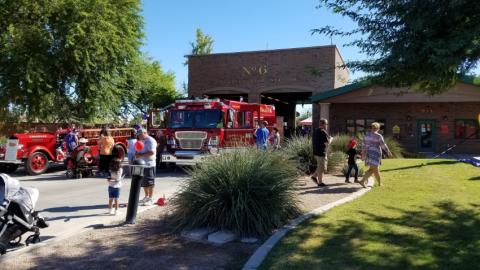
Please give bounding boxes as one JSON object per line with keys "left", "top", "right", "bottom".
{"left": 125, "top": 163, "right": 145, "bottom": 224}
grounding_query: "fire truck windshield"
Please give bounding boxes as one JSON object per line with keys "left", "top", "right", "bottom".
{"left": 169, "top": 110, "right": 224, "bottom": 129}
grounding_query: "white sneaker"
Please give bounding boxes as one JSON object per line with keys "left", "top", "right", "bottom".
{"left": 108, "top": 208, "right": 114, "bottom": 215}
{"left": 143, "top": 198, "right": 153, "bottom": 206}
{"left": 114, "top": 209, "right": 119, "bottom": 215}
{"left": 139, "top": 196, "right": 148, "bottom": 203}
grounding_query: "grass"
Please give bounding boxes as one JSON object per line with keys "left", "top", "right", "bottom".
{"left": 260, "top": 159, "right": 480, "bottom": 270}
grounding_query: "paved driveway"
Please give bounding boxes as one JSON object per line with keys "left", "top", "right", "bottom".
{"left": 7, "top": 165, "right": 187, "bottom": 243}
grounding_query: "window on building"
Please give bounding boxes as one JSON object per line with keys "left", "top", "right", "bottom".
{"left": 346, "top": 119, "right": 385, "bottom": 135}
{"left": 455, "top": 120, "right": 479, "bottom": 139}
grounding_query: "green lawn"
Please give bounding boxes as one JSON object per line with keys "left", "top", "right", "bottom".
{"left": 260, "top": 159, "right": 480, "bottom": 270}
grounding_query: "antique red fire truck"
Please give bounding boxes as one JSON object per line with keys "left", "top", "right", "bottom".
{"left": 0, "top": 128, "right": 130, "bottom": 175}
{"left": 148, "top": 98, "right": 276, "bottom": 165}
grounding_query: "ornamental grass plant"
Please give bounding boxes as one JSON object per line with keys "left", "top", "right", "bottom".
{"left": 282, "top": 135, "right": 315, "bottom": 173}
{"left": 170, "top": 148, "right": 301, "bottom": 237}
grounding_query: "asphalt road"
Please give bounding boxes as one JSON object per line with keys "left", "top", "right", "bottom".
{"left": 7, "top": 164, "right": 187, "bottom": 245}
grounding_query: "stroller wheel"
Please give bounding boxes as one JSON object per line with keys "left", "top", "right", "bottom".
{"left": 9, "top": 236, "right": 22, "bottom": 246}
{"left": 66, "top": 170, "right": 75, "bottom": 178}
{"left": 25, "top": 235, "right": 40, "bottom": 246}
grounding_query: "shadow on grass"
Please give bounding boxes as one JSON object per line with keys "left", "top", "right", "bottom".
{"left": 273, "top": 201, "right": 480, "bottom": 270}
{"left": 469, "top": 176, "right": 480, "bottom": 181}
{"left": 382, "top": 160, "right": 459, "bottom": 172}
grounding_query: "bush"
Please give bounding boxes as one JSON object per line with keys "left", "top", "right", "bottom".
{"left": 326, "top": 151, "right": 345, "bottom": 174}
{"left": 383, "top": 136, "right": 404, "bottom": 158}
{"left": 281, "top": 135, "right": 315, "bottom": 174}
{"left": 170, "top": 148, "right": 301, "bottom": 237}
{"left": 329, "top": 134, "right": 353, "bottom": 153}
{"left": 0, "top": 136, "right": 6, "bottom": 145}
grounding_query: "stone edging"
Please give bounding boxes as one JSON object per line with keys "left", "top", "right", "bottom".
{"left": 242, "top": 187, "right": 371, "bottom": 270}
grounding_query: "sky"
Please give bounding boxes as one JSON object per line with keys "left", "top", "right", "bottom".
{"left": 140, "top": 0, "right": 478, "bottom": 114}
{"left": 140, "top": 0, "right": 363, "bottom": 90}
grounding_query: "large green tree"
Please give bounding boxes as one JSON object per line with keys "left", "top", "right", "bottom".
{"left": 315, "top": 0, "right": 480, "bottom": 94}
{"left": 119, "top": 55, "right": 179, "bottom": 117}
{"left": 0, "top": 0, "right": 143, "bottom": 122}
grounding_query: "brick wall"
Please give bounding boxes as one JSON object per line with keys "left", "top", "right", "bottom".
{"left": 188, "top": 45, "right": 346, "bottom": 97}
{"left": 329, "top": 102, "right": 480, "bottom": 154}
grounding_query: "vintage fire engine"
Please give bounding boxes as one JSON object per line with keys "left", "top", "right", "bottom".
{"left": 0, "top": 128, "right": 130, "bottom": 175}
{"left": 148, "top": 99, "right": 276, "bottom": 165}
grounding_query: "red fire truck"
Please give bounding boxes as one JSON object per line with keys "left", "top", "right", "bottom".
{"left": 0, "top": 128, "right": 130, "bottom": 175}
{"left": 148, "top": 99, "right": 276, "bottom": 165}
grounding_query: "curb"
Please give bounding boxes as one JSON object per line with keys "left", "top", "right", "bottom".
{"left": 242, "top": 187, "right": 371, "bottom": 270}
{"left": 2, "top": 204, "right": 158, "bottom": 259}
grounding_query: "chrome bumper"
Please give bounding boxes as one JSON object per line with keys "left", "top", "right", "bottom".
{"left": 0, "top": 159, "right": 23, "bottom": 164}
{"left": 161, "top": 150, "right": 209, "bottom": 166}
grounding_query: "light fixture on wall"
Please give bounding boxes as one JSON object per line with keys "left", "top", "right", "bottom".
{"left": 442, "top": 115, "right": 448, "bottom": 121}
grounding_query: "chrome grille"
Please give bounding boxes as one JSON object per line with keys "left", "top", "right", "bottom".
{"left": 175, "top": 131, "right": 207, "bottom": 150}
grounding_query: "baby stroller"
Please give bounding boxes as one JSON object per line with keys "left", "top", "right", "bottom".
{"left": 0, "top": 173, "right": 48, "bottom": 254}
{"left": 65, "top": 138, "right": 96, "bottom": 179}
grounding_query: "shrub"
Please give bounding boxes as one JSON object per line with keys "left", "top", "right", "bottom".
{"left": 329, "top": 134, "right": 353, "bottom": 153}
{"left": 281, "top": 135, "right": 315, "bottom": 174}
{"left": 0, "top": 136, "right": 6, "bottom": 145}
{"left": 326, "top": 151, "right": 345, "bottom": 174}
{"left": 170, "top": 148, "right": 301, "bottom": 237}
{"left": 383, "top": 136, "right": 404, "bottom": 158}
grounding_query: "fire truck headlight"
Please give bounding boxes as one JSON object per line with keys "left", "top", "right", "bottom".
{"left": 208, "top": 136, "right": 219, "bottom": 147}
{"left": 209, "top": 147, "right": 219, "bottom": 154}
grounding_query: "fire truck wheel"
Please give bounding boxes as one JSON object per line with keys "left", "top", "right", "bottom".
{"left": 26, "top": 152, "right": 49, "bottom": 175}
{"left": 0, "top": 164, "right": 19, "bottom": 174}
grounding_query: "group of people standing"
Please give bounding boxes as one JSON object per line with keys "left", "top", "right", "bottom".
{"left": 254, "top": 121, "right": 281, "bottom": 150}
{"left": 311, "top": 119, "right": 392, "bottom": 188}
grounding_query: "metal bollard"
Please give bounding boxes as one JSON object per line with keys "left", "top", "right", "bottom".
{"left": 125, "top": 163, "right": 146, "bottom": 224}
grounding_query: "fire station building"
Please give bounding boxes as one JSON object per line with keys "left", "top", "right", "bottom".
{"left": 187, "top": 45, "right": 480, "bottom": 154}
{"left": 311, "top": 79, "right": 480, "bottom": 154}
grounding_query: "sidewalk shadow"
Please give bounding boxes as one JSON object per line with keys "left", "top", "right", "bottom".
{"left": 40, "top": 204, "right": 106, "bottom": 213}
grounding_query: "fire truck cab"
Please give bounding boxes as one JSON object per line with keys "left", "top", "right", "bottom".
{"left": 148, "top": 99, "right": 276, "bottom": 166}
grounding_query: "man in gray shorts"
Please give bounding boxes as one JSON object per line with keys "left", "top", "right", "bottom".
{"left": 135, "top": 128, "right": 157, "bottom": 206}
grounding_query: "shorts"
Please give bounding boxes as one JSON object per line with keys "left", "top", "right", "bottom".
{"left": 141, "top": 167, "right": 156, "bottom": 187}
{"left": 108, "top": 186, "right": 120, "bottom": 198}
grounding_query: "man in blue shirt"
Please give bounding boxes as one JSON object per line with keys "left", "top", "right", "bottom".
{"left": 255, "top": 121, "right": 270, "bottom": 150}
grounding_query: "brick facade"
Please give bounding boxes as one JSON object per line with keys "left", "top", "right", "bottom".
{"left": 187, "top": 46, "right": 348, "bottom": 128}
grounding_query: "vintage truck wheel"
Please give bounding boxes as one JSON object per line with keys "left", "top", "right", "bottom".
{"left": 0, "top": 164, "right": 19, "bottom": 174}
{"left": 26, "top": 152, "right": 49, "bottom": 175}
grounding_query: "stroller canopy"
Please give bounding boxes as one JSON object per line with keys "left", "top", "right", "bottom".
{"left": 0, "top": 174, "right": 39, "bottom": 213}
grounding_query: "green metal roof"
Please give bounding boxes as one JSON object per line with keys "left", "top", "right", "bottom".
{"left": 311, "top": 76, "right": 480, "bottom": 103}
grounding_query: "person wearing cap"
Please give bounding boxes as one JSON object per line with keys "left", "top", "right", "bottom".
{"left": 345, "top": 138, "right": 359, "bottom": 183}
{"left": 135, "top": 128, "right": 157, "bottom": 206}
{"left": 255, "top": 121, "right": 270, "bottom": 150}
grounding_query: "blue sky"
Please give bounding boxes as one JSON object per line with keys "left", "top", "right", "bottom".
{"left": 141, "top": 0, "right": 364, "bottom": 92}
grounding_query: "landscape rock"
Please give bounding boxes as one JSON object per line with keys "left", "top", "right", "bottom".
{"left": 207, "top": 230, "right": 237, "bottom": 244}
{"left": 181, "top": 227, "right": 216, "bottom": 241}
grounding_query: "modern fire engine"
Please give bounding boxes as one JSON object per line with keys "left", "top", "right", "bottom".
{"left": 148, "top": 98, "right": 276, "bottom": 165}
{"left": 0, "top": 128, "right": 130, "bottom": 175}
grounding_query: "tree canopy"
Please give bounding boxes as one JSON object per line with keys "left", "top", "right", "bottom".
{"left": 0, "top": 0, "right": 178, "bottom": 123}
{"left": 315, "top": 0, "right": 480, "bottom": 94}
{"left": 184, "top": 28, "right": 214, "bottom": 66}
